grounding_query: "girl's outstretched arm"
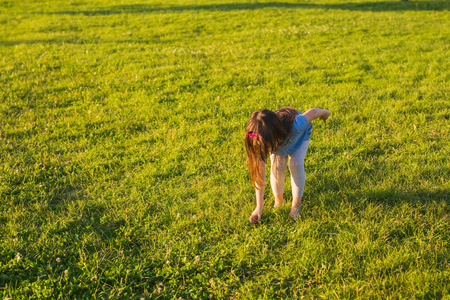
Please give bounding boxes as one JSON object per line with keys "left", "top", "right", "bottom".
{"left": 249, "top": 161, "right": 266, "bottom": 224}
{"left": 302, "top": 108, "right": 330, "bottom": 123}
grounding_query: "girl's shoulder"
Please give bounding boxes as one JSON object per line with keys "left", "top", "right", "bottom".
{"left": 292, "top": 112, "right": 311, "bottom": 133}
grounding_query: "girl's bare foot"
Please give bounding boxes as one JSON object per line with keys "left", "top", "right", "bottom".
{"left": 289, "top": 206, "right": 301, "bottom": 220}
{"left": 274, "top": 194, "right": 284, "bottom": 207}
{"left": 289, "top": 197, "right": 302, "bottom": 220}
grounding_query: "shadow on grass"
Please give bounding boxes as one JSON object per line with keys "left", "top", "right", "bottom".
{"left": 315, "top": 177, "right": 449, "bottom": 208}
{"left": 3, "top": 197, "right": 163, "bottom": 297}
{"left": 0, "top": 37, "right": 175, "bottom": 46}
{"left": 39, "top": 1, "right": 449, "bottom": 16}
{"left": 46, "top": 196, "right": 162, "bottom": 250}
{"left": 364, "top": 188, "right": 449, "bottom": 206}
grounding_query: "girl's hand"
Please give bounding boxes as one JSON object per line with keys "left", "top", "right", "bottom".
{"left": 249, "top": 207, "right": 262, "bottom": 224}
{"left": 320, "top": 109, "right": 330, "bottom": 122}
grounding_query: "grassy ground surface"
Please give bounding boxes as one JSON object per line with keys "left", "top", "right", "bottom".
{"left": 1, "top": 0, "right": 449, "bottom": 298}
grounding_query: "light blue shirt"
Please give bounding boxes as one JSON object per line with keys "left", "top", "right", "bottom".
{"left": 275, "top": 112, "right": 312, "bottom": 156}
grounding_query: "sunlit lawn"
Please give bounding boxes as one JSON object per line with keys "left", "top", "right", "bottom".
{"left": 1, "top": 0, "right": 449, "bottom": 298}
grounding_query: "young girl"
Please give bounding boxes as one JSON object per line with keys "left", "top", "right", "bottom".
{"left": 244, "top": 107, "right": 330, "bottom": 223}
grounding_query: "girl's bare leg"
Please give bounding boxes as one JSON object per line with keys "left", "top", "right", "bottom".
{"left": 270, "top": 153, "right": 287, "bottom": 207}
{"left": 288, "top": 140, "right": 309, "bottom": 219}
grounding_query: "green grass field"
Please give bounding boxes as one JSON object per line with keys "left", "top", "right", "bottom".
{"left": 1, "top": 0, "right": 449, "bottom": 298}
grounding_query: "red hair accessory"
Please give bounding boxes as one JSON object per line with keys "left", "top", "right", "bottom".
{"left": 247, "top": 133, "right": 261, "bottom": 138}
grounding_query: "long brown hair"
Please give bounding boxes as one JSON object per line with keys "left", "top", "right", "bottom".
{"left": 244, "top": 108, "right": 299, "bottom": 188}
{"left": 275, "top": 107, "right": 299, "bottom": 137}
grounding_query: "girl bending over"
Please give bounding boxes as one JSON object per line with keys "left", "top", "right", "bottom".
{"left": 244, "top": 107, "right": 330, "bottom": 223}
